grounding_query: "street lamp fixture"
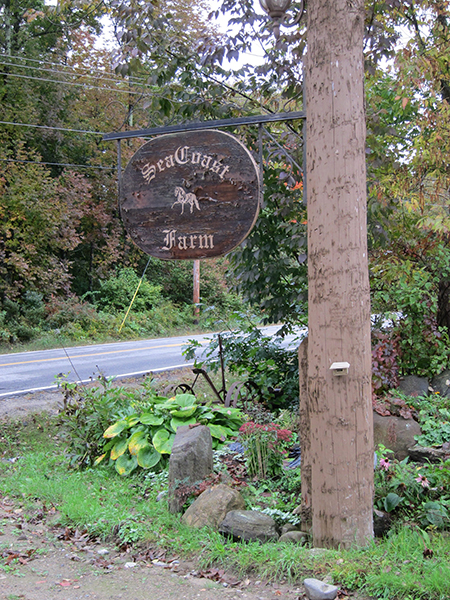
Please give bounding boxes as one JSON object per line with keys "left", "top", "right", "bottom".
{"left": 259, "top": 0, "right": 304, "bottom": 39}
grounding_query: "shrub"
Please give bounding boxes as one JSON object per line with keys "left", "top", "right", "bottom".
{"left": 184, "top": 317, "right": 300, "bottom": 412}
{"left": 97, "top": 392, "right": 245, "bottom": 476}
{"left": 58, "top": 374, "right": 140, "bottom": 469}
{"left": 95, "top": 267, "right": 162, "bottom": 313}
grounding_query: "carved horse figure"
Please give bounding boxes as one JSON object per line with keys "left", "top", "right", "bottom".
{"left": 172, "top": 186, "right": 200, "bottom": 214}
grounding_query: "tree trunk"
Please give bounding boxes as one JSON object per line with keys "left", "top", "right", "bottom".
{"left": 301, "top": 0, "right": 374, "bottom": 548}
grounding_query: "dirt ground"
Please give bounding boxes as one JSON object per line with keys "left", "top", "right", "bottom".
{"left": 0, "top": 495, "right": 308, "bottom": 600}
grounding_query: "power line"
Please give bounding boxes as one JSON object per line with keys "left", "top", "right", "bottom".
{"left": 0, "top": 57, "right": 153, "bottom": 88}
{"left": 0, "top": 158, "right": 114, "bottom": 170}
{"left": 0, "top": 71, "right": 147, "bottom": 96}
{"left": 0, "top": 52, "right": 149, "bottom": 84}
{"left": 0, "top": 120, "right": 104, "bottom": 135}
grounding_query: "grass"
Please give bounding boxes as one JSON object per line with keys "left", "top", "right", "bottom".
{"left": 1, "top": 413, "right": 450, "bottom": 600}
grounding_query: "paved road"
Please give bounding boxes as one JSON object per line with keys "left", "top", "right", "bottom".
{"left": 0, "top": 326, "right": 297, "bottom": 398}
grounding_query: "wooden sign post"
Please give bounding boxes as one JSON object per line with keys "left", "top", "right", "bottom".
{"left": 120, "top": 130, "right": 261, "bottom": 259}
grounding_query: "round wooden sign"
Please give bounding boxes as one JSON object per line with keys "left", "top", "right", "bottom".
{"left": 120, "top": 129, "right": 261, "bottom": 259}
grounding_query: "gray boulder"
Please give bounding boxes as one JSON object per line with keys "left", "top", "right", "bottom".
{"left": 182, "top": 484, "right": 245, "bottom": 529}
{"left": 397, "top": 375, "right": 429, "bottom": 398}
{"left": 373, "top": 412, "right": 421, "bottom": 460}
{"left": 431, "top": 369, "right": 450, "bottom": 397}
{"left": 278, "top": 530, "right": 308, "bottom": 544}
{"left": 219, "top": 510, "right": 279, "bottom": 542}
{"left": 168, "top": 425, "right": 213, "bottom": 514}
{"left": 303, "top": 578, "right": 339, "bottom": 600}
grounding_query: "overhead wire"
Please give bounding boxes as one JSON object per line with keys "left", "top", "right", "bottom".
{"left": 0, "top": 70, "right": 149, "bottom": 95}
{"left": 0, "top": 120, "right": 104, "bottom": 135}
{"left": 0, "top": 56, "right": 152, "bottom": 87}
{"left": 0, "top": 158, "right": 114, "bottom": 170}
{"left": 0, "top": 52, "right": 150, "bottom": 84}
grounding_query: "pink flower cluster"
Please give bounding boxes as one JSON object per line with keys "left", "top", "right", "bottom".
{"left": 239, "top": 421, "right": 293, "bottom": 445}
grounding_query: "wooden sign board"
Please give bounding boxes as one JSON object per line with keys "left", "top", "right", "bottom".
{"left": 120, "top": 129, "right": 261, "bottom": 259}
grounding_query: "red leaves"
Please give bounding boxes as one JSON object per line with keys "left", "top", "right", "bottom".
{"left": 2, "top": 548, "right": 36, "bottom": 565}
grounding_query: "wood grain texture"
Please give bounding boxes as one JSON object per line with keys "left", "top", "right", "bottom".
{"left": 120, "top": 130, "right": 260, "bottom": 259}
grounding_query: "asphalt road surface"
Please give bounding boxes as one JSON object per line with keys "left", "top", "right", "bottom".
{"left": 0, "top": 326, "right": 298, "bottom": 398}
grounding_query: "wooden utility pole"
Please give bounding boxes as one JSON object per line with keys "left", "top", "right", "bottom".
{"left": 193, "top": 260, "right": 200, "bottom": 321}
{"left": 300, "top": 0, "right": 374, "bottom": 547}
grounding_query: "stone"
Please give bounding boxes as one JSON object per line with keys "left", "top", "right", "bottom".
{"left": 373, "top": 509, "right": 392, "bottom": 537}
{"left": 168, "top": 425, "right": 213, "bottom": 513}
{"left": 219, "top": 510, "right": 279, "bottom": 543}
{"left": 408, "top": 443, "right": 450, "bottom": 464}
{"left": 303, "top": 577, "right": 339, "bottom": 600}
{"left": 182, "top": 484, "right": 245, "bottom": 529}
{"left": 278, "top": 530, "right": 308, "bottom": 544}
{"left": 373, "top": 411, "right": 422, "bottom": 460}
{"left": 281, "top": 523, "right": 299, "bottom": 535}
{"left": 397, "top": 375, "right": 429, "bottom": 398}
{"left": 431, "top": 369, "right": 450, "bottom": 397}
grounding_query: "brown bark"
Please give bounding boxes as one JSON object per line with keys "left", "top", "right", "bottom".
{"left": 303, "top": 0, "right": 374, "bottom": 547}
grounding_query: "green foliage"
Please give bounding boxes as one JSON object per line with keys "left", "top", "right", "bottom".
{"left": 94, "top": 268, "right": 162, "bottom": 313}
{"left": 184, "top": 317, "right": 301, "bottom": 412}
{"left": 371, "top": 234, "right": 450, "bottom": 377}
{"left": 374, "top": 449, "right": 450, "bottom": 530}
{"left": 229, "top": 165, "right": 307, "bottom": 329}
{"left": 238, "top": 421, "right": 293, "bottom": 480}
{"left": 98, "top": 392, "right": 244, "bottom": 476}
{"left": 409, "top": 392, "right": 450, "bottom": 447}
{"left": 57, "top": 375, "right": 140, "bottom": 469}
{"left": 3, "top": 411, "right": 450, "bottom": 599}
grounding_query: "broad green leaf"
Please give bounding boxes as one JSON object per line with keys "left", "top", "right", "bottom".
{"left": 156, "top": 400, "right": 178, "bottom": 411}
{"left": 153, "top": 429, "right": 175, "bottom": 454}
{"left": 110, "top": 437, "right": 129, "bottom": 460}
{"left": 170, "top": 416, "right": 197, "bottom": 431}
{"left": 174, "top": 393, "right": 196, "bottom": 408}
{"left": 137, "top": 446, "right": 161, "bottom": 469}
{"left": 170, "top": 406, "right": 197, "bottom": 418}
{"left": 128, "top": 431, "right": 149, "bottom": 455}
{"left": 384, "top": 492, "right": 402, "bottom": 512}
{"left": 208, "top": 423, "right": 229, "bottom": 441}
{"left": 103, "top": 420, "right": 128, "bottom": 439}
{"left": 115, "top": 454, "right": 138, "bottom": 476}
{"left": 198, "top": 410, "right": 215, "bottom": 420}
{"left": 126, "top": 414, "right": 140, "bottom": 427}
{"left": 140, "top": 413, "right": 164, "bottom": 426}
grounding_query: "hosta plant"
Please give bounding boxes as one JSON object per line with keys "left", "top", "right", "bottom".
{"left": 96, "top": 393, "right": 244, "bottom": 476}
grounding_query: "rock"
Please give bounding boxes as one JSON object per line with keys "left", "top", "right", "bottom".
{"left": 281, "top": 523, "right": 298, "bottom": 535}
{"left": 219, "top": 510, "right": 279, "bottom": 543}
{"left": 397, "top": 375, "right": 429, "bottom": 398}
{"left": 156, "top": 490, "right": 167, "bottom": 502}
{"left": 303, "top": 577, "right": 339, "bottom": 600}
{"left": 182, "top": 484, "right": 245, "bottom": 529}
{"left": 408, "top": 443, "right": 450, "bottom": 464}
{"left": 278, "top": 530, "right": 308, "bottom": 544}
{"left": 431, "top": 369, "right": 450, "bottom": 397}
{"left": 168, "top": 425, "right": 213, "bottom": 514}
{"left": 373, "top": 509, "right": 392, "bottom": 537}
{"left": 373, "top": 411, "right": 421, "bottom": 460}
